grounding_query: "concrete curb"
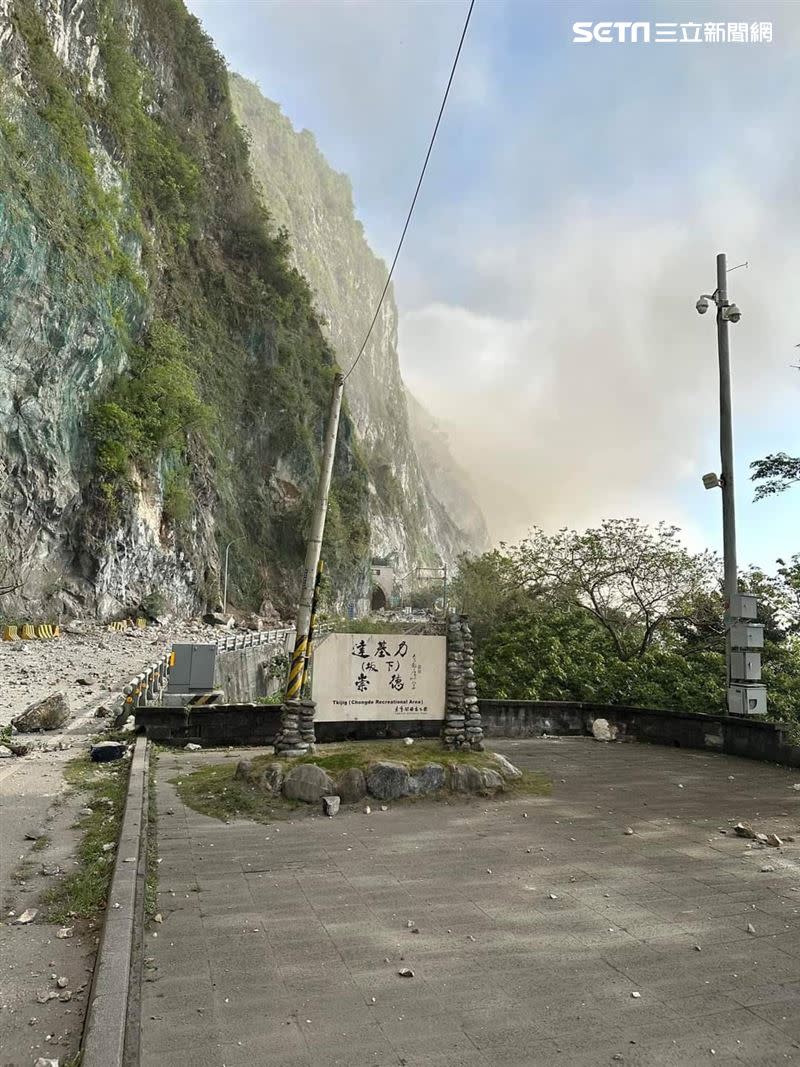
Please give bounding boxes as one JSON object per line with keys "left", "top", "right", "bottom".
{"left": 81, "top": 736, "right": 149, "bottom": 1067}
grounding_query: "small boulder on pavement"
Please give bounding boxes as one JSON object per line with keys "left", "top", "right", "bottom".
{"left": 322, "top": 795, "right": 340, "bottom": 817}
{"left": 12, "top": 692, "right": 70, "bottom": 732}
{"left": 592, "top": 718, "right": 616, "bottom": 742}
{"left": 90, "top": 741, "right": 125, "bottom": 762}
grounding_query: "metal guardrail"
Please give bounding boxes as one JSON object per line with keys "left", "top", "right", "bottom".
{"left": 116, "top": 627, "right": 299, "bottom": 721}
{"left": 215, "top": 627, "right": 294, "bottom": 653}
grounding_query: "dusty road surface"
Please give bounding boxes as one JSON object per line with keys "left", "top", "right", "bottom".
{"left": 140, "top": 738, "right": 800, "bottom": 1066}
{"left": 0, "top": 619, "right": 221, "bottom": 1066}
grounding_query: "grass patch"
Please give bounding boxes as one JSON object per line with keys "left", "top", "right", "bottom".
{"left": 174, "top": 741, "right": 550, "bottom": 825}
{"left": 42, "top": 755, "right": 129, "bottom": 925}
{"left": 31, "top": 834, "right": 50, "bottom": 852}
{"left": 172, "top": 762, "right": 304, "bottom": 824}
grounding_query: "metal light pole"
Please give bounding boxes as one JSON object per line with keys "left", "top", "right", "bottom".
{"left": 715, "top": 253, "right": 738, "bottom": 624}
{"left": 697, "top": 253, "right": 743, "bottom": 707}
{"left": 222, "top": 537, "right": 243, "bottom": 614}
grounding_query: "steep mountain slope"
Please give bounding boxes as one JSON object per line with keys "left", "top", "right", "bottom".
{"left": 0, "top": 0, "right": 371, "bottom": 619}
{"left": 229, "top": 75, "right": 488, "bottom": 578}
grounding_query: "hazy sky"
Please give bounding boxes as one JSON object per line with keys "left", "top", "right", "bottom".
{"left": 187, "top": 0, "right": 800, "bottom": 569}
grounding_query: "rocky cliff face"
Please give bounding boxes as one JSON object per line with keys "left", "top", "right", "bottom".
{"left": 229, "top": 76, "right": 488, "bottom": 583}
{"left": 0, "top": 0, "right": 370, "bottom": 620}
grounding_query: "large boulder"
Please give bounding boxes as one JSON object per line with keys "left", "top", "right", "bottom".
{"left": 592, "top": 718, "right": 617, "bottom": 742}
{"left": 407, "top": 763, "right": 446, "bottom": 796}
{"left": 448, "top": 763, "right": 483, "bottom": 793}
{"left": 492, "top": 753, "right": 522, "bottom": 779}
{"left": 366, "top": 761, "right": 411, "bottom": 801}
{"left": 258, "top": 762, "right": 285, "bottom": 796}
{"left": 234, "top": 759, "right": 255, "bottom": 782}
{"left": 12, "top": 692, "right": 70, "bottom": 732}
{"left": 283, "top": 763, "right": 336, "bottom": 803}
{"left": 448, "top": 764, "right": 505, "bottom": 795}
{"left": 337, "top": 767, "right": 367, "bottom": 804}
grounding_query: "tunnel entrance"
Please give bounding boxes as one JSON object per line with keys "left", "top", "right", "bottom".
{"left": 370, "top": 585, "right": 387, "bottom": 611}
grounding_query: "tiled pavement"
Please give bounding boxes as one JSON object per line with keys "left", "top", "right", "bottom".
{"left": 139, "top": 738, "right": 800, "bottom": 1066}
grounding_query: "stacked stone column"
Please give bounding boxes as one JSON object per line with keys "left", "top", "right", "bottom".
{"left": 462, "top": 620, "right": 483, "bottom": 749}
{"left": 443, "top": 613, "right": 483, "bottom": 751}
{"left": 274, "top": 698, "right": 314, "bottom": 756}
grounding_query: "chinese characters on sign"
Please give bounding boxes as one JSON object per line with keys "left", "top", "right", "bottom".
{"left": 311, "top": 633, "right": 446, "bottom": 723}
{"left": 572, "top": 21, "right": 773, "bottom": 44}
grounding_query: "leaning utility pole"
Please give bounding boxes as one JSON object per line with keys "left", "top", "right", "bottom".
{"left": 275, "top": 373, "right": 344, "bottom": 755}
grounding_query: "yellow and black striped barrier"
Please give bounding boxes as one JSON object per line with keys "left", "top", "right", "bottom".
{"left": 108, "top": 620, "right": 129, "bottom": 632}
{"left": 2, "top": 623, "right": 61, "bottom": 640}
{"left": 135, "top": 617, "right": 147, "bottom": 629}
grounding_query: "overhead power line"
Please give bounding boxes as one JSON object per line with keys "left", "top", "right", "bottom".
{"left": 343, "top": 0, "right": 476, "bottom": 382}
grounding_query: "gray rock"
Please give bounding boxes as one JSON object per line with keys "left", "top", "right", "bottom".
{"left": 448, "top": 764, "right": 504, "bottom": 794}
{"left": 492, "top": 753, "right": 523, "bottom": 779}
{"left": 258, "top": 762, "right": 284, "bottom": 795}
{"left": 283, "top": 763, "right": 336, "bottom": 803}
{"left": 407, "top": 763, "right": 446, "bottom": 796}
{"left": 337, "top": 767, "right": 367, "bottom": 803}
{"left": 366, "top": 761, "right": 412, "bottom": 801}
{"left": 234, "top": 759, "right": 254, "bottom": 782}
{"left": 0, "top": 745, "right": 13, "bottom": 758}
{"left": 592, "top": 718, "right": 616, "bottom": 742}
{"left": 12, "top": 692, "right": 70, "bottom": 732}
{"left": 448, "top": 763, "right": 484, "bottom": 793}
{"left": 322, "top": 795, "right": 340, "bottom": 817}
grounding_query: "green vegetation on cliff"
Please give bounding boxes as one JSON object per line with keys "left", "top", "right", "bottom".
{"left": 0, "top": 0, "right": 370, "bottom": 613}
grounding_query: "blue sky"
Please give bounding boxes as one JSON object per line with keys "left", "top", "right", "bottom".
{"left": 187, "top": 0, "right": 800, "bottom": 570}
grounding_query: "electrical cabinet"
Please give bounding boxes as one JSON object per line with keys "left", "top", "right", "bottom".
{"left": 730, "top": 651, "right": 761, "bottom": 682}
{"left": 727, "top": 684, "right": 767, "bottom": 716}
{"left": 728, "top": 593, "right": 757, "bottom": 620}
{"left": 729, "top": 622, "right": 764, "bottom": 650}
{"left": 167, "top": 643, "right": 217, "bottom": 692}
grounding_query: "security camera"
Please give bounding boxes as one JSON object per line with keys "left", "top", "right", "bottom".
{"left": 696, "top": 296, "right": 710, "bottom": 315}
{"left": 723, "top": 303, "right": 742, "bottom": 323}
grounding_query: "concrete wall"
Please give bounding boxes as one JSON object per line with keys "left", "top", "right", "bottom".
{"left": 214, "top": 642, "right": 287, "bottom": 703}
{"left": 135, "top": 705, "right": 440, "bottom": 746}
{"left": 479, "top": 699, "right": 800, "bottom": 767}
{"left": 135, "top": 691, "right": 800, "bottom": 771}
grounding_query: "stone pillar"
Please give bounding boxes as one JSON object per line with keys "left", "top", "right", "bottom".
{"left": 443, "top": 613, "right": 483, "bottom": 751}
{"left": 462, "top": 619, "right": 484, "bottom": 751}
{"left": 274, "top": 698, "right": 308, "bottom": 757}
{"left": 299, "top": 698, "right": 316, "bottom": 749}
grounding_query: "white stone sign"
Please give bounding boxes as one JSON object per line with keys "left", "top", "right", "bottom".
{"left": 311, "top": 632, "right": 445, "bottom": 722}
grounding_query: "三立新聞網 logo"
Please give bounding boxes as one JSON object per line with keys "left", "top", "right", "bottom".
{"left": 572, "top": 21, "right": 773, "bottom": 45}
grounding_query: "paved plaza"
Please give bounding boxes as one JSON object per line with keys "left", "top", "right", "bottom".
{"left": 140, "top": 738, "right": 800, "bottom": 1066}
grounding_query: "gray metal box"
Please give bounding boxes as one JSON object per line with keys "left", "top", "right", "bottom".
{"left": 729, "top": 622, "right": 764, "bottom": 650}
{"left": 727, "top": 684, "right": 767, "bottom": 716}
{"left": 728, "top": 593, "right": 757, "bottom": 620}
{"left": 168, "top": 644, "right": 217, "bottom": 692}
{"left": 730, "top": 651, "right": 761, "bottom": 681}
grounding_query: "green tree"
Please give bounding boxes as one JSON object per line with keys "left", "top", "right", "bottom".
{"left": 504, "top": 520, "right": 718, "bottom": 661}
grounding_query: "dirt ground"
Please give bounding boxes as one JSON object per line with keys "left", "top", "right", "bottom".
{"left": 0, "top": 617, "right": 224, "bottom": 1066}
